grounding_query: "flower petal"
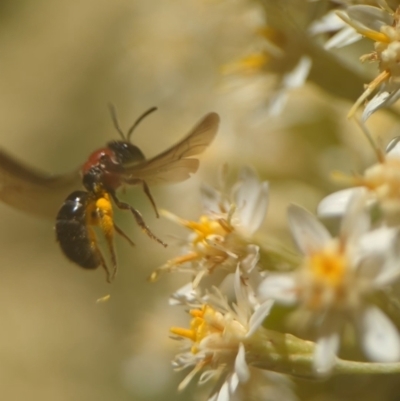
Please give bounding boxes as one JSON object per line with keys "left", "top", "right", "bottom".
{"left": 268, "top": 56, "right": 312, "bottom": 116}
{"left": 325, "top": 26, "right": 362, "bottom": 49}
{"left": 362, "top": 90, "right": 391, "bottom": 122}
{"left": 386, "top": 136, "right": 400, "bottom": 159}
{"left": 216, "top": 380, "right": 230, "bottom": 401}
{"left": 317, "top": 188, "right": 365, "bottom": 218}
{"left": 257, "top": 274, "right": 298, "bottom": 305}
{"left": 235, "top": 343, "right": 250, "bottom": 383}
{"left": 313, "top": 331, "right": 340, "bottom": 375}
{"left": 234, "top": 167, "right": 269, "bottom": 236}
{"left": 339, "top": 188, "right": 369, "bottom": 244}
{"left": 360, "top": 306, "right": 400, "bottom": 362}
{"left": 247, "top": 299, "right": 274, "bottom": 338}
{"left": 345, "top": 5, "right": 393, "bottom": 32}
{"left": 288, "top": 204, "right": 331, "bottom": 255}
{"left": 309, "top": 10, "right": 346, "bottom": 35}
{"left": 169, "top": 283, "right": 198, "bottom": 306}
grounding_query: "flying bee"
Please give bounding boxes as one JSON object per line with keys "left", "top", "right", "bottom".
{"left": 0, "top": 109, "right": 220, "bottom": 282}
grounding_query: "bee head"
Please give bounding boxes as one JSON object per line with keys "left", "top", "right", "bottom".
{"left": 107, "top": 140, "right": 146, "bottom": 165}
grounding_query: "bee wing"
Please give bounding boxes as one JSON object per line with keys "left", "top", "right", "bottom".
{"left": 0, "top": 148, "right": 82, "bottom": 219}
{"left": 122, "top": 112, "right": 219, "bottom": 185}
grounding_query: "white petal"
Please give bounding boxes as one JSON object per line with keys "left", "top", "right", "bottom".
{"left": 216, "top": 380, "right": 230, "bottom": 401}
{"left": 325, "top": 26, "right": 362, "bottom": 49}
{"left": 313, "top": 332, "right": 340, "bottom": 375}
{"left": 355, "top": 227, "right": 398, "bottom": 280}
{"left": 169, "top": 283, "right": 197, "bottom": 306}
{"left": 283, "top": 56, "right": 312, "bottom": 89}
{"left": 235, "top": 343, "right": 250, "bottom": 383}
{"left": 374, "top": 247, "right": 400, "bottom": 287}
{"left": 317, "top": 187, "right": 364, "bottom": 218}
{"left": 386, "top": 136, "right": 400, "bottom": 159}
{"left": 358, "top": 226, "right": 397, "bottom": 257}
{"left": 239, "top": 244, "right": 259, "bottom": 273}
{"left": 246, "top": 299, "right": 274, "bottom": 338}
{"left": 340, "top": 188, "right": 370, "bottom": 244}
{"left": 346, "top": 5, "right": 393, "bottom": 31}
{"left": 360, "top": 306, "right": 400, "bottom": 362}
{"left": 309, "top": 10, "right": 346, "bottom": 35}
{"left": 268, "top": 89, "right": 289, "bottom": 116}
{"left": 362, "top": 90, "right": 391, "bottom": 122}
{"left": 234, "top": 266, "right": 250, "bottom": 317}
{"left": 228, "top": 373, "right": 239, "bottom": 393}
{"left": 257, "top": 274, "right": 298, "bottom": 305}
{"left": 267, "top": 56, "right": 312, "bottom": 116}
{"left": 362, "top": 87, "right": 400, "bottom": 123}
{"left": 234, "top": 167, "right": 269, "bottom": 236}
{"left": 288, "top": 204, "right": 331, "bottom": 255}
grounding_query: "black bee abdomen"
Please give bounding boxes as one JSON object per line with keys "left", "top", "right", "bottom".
{"left": 55, "top": 191, "right": 100, "bottom": 269}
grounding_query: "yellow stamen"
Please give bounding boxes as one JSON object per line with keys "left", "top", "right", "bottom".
{"left": 348, "top": 69, "right": 390, "bottom": 118}
{"left": 185, "top": 216, "right": 228, "bottom": 243}
{"left": 170, "top": 327, "right": 197, "bottom": 341}
{"left": 170, "top": 306, "right": 223, "bottom": 354}
{"left": 336, "top": 11, "right": 391, "bottom": 43}
{"left": 221, "top": 53, "right": 269, "bottom": 75}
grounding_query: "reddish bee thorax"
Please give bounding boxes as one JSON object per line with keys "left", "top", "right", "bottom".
{"left": 82, "top": 147, "right": 117, "bottom": 176}
{"left": 81, "top": 146, "right": 123, "bottom": 191}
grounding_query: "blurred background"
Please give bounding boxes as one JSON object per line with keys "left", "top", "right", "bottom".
{"left": 0, "top": 0, "right": 399, "bottom": 400}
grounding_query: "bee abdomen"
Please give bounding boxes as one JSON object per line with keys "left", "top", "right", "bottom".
{"left": 55, "top": 191, "right": 100, "bottom": 269}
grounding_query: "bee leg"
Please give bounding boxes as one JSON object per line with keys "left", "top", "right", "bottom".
{"left": 110, "top": 191, "right": 167, "bottom": 247}
{"left": 141, "top": 180, "right": 159, "bottom": 218}
{"left": 87, "top": 226, "right": 112, "bottom": 283}
{"left": 114, "top": 223, "right": 135, "bottom": 247}
{"left": 125, "top": 178, "right": 159, "bottom": 218}
{"left": 98, "top": 251, "right": 113, "bottom": 283}
{"left": 96, "top": 211, "right": 119, "bottom": 282}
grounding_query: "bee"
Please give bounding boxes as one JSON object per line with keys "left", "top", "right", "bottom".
{"left": 0, "top": 109, "right": 219, "bottom": 282}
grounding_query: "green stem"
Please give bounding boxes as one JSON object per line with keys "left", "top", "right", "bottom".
{"left": 248, "top": 329, "right": 400, "bottom": 378}
{"left": 333, "top": 359, "right": 400, "bottom": 375}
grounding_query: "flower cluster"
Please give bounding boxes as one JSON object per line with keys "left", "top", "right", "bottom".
{"left": 336, "top": 2, "right": 400, "bottom": 119}
{"left": 259, "top": 189, "right": 400, "bottom": 374}
{"left": 146, "top": 2, "right": 400, "bottom": 401}
{"left": 152, "top": 167, "right": 302, "bottom": 400}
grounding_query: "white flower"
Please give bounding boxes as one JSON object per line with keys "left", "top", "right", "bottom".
{"left": 222, "top": 25, "right": 312, "bottom": 116}
{"left": 149, "top": 167, "right": 269, "bottom": 289}
{"left": 309, "top": 9, "right": 362, "bottom": 49}
{"left": 169, "top": 268, "right": 294, "bottom": 401}
{"left": 318, "top": 136, "right": 400, "bottom": 222}
{"left": 259, "top": 190, "right": 400, "bottom": 375}
{"left": 337, "top": 3, "right": 400, "bottom": 119}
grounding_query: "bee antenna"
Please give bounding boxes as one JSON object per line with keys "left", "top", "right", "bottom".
{"left": 127, "top": 106, "right": 158, "bottom": 142}
{"left": 108, "top": 103, "right": 126, "bottom": 140}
